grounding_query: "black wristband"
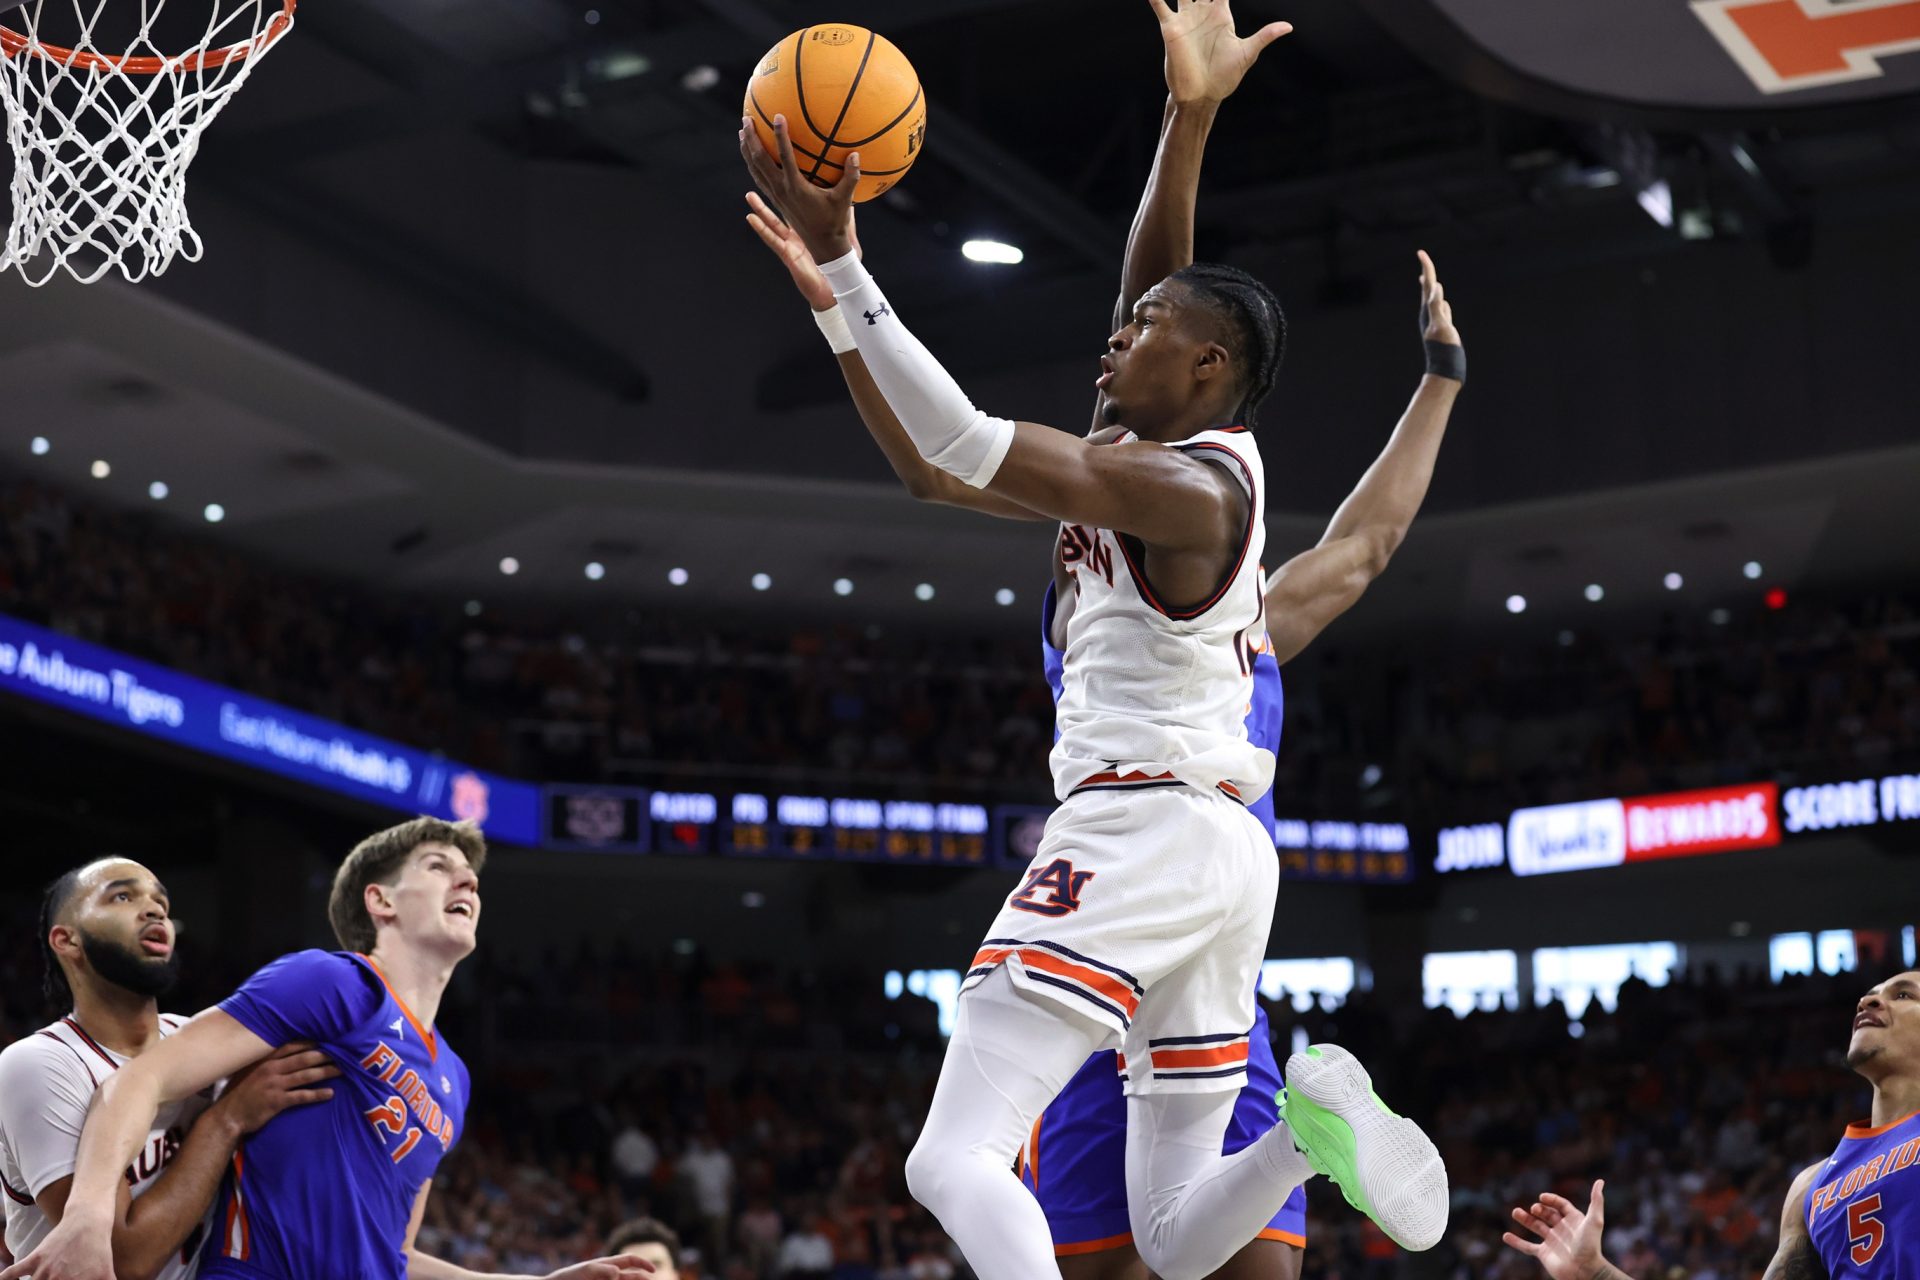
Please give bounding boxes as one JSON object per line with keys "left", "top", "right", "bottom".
{"left": 1424, "top": 339, "right": 1466, "bottom": 384}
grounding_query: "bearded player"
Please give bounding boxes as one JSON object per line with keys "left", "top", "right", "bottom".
{"left": 1, "top": 858, "right": 337, "bottom": 1280}
{"left": 2, "top": 819, "right": 652, "bottom": 1280}
{"left": 1504, "top": 970, "right": 1920, "bottom": 1279}
{"left": 744, "top": 4, "right": 1460, "bottom": 1278}
{"left": 739, "top": 1, "right": 1460, "bottom": 1275}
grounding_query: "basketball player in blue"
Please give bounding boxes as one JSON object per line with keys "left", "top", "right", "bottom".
{"left": 1503, "top": 969, "right": 1920, "bottom": 1279}
{"left": 744, "top": 4, "right": 1460, "bottom": 1275}
{"left": 3, "top": 817, "right": 652, "bottom": 1280}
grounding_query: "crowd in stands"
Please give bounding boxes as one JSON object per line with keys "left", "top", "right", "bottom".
{"left": 0, "top": 887, "right": 1880, "bottom": 1279}
{"left": 5, "top": 469, "right": 1918, "bottom": 819}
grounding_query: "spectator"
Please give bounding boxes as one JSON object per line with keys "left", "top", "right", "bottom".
{"left": 609, "top": 1218, "right": 684, "bottom": 1280}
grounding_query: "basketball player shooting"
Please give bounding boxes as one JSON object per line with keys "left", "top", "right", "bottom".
{"left": 740, "top": 3, "right": 1458, "bottom": 1277}
{"left": 744, "top": 2, "right": 1464, "bottom": 1278}
{"left": 1, "top": 819, "right": 653, "bottom": 1280}
{"left": 1504, "top": 970, "right": 1920, "bottom": 1279}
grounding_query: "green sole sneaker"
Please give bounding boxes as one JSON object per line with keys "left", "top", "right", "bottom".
{"left": 1281, "top": 1043, "right": 1449, "bottom": 1251}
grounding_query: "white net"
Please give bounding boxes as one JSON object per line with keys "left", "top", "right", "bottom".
{"left": 0, "top": 0, "right": 294, "bottom": 285}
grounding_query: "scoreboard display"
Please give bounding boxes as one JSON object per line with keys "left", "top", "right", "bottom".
{"left": 544, "top": 786, "right": 649, "bottom": 853}
{"left": 724, "top": 793, "right": 990, "bottom": 865}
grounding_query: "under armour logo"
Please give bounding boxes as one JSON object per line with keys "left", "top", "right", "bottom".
{"left": 863, "top": 304, "right": 891, "bottom": 325}
{"left": 389, "top": 1018, "right": 405, "bottom": 1039}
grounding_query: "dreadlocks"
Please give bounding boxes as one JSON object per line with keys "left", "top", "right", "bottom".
{"left": 37, "top": 864, "right": 88, "bottom": 1013}
{"left": 1170, "top": 262, "right": 1286, "bottom": 428}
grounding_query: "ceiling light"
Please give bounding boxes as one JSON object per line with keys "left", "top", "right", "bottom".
{"left": 681, "top": 64, "right": 720, "bottom": 92}
{"left": 203, "top": 503, "right": 225, "bottom": 523}
{"left": 584, "top": 562, "right": 606, "bottom": 581}
{"left": 995, "top": 588, "right": 1016, "bottom": 607}
{"left": 915, "top": 583, "right": 936, "bottom": 601}
{"left": 1584, "top": 584, "right": 1604, "bottom": 603}
{"left": 29, "top": 436, "right": 49, "bottom": 455}
{"left": 1558, "top": 630, "right": 1576, "bottom": 647}
{"left": 499, "top": 557, "right": 520, "bottom": 576}
{"left": 1637, "top": 179, "right": 1674, "bottom": 229}
{"left": 1505, "top": 595, "right": 1526, "bottom": 614}
{"left": 833, "top": 578, "right": 854, "bottom": 596}
{"left": 1663, "top": 572, "right": 1683, "bottom": 590}
{"left": 148, "top": 481, "right": 168, "bottom": 500}
{"left": 961, "top": 239, "right": 1023, "bottom": 265}
{"left": 1743, "top": 560, "right": 1763, "bottom": 579}
{"left": 464, "top": 600, "right": 482, "bottom": 617}
{"left": 1710, "top": 607, "right": 1731, "bottom": 625}
{"left": 90, "top": 459, "right": 110, "bottom": 479}
{"left": 752, "top": 573, "right": 772, "bottom": 591}
{"left": 668, "top": 567, "right": 689, "bottom": 586}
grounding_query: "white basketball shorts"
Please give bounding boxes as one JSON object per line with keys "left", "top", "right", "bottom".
{"left": 959, "top": 781, "right": 1278, "bottom": 1095}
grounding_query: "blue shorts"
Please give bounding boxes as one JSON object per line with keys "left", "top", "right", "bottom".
{"left": 1019, "top": 1004, "right": 1307, "bottom": 1255}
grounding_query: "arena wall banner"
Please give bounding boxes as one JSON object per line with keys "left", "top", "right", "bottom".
{"left": 1439, "top": 781, "right": 1785, "bottom": 876}
{"left": 0, "top": 611, "right": 543, "bottom": 845}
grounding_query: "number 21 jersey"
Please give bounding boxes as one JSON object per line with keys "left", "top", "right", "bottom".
{"left": 206, "top": 950, "right": 469, "bottom": 1280}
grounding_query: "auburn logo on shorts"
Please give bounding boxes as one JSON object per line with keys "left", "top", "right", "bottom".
{"left": 1009, "top": 858, "right": 1095, "bottom": 916}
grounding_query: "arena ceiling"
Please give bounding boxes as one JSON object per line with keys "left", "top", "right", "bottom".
{"left": 1, "top": 0, "right": 1917, "bottom": 622}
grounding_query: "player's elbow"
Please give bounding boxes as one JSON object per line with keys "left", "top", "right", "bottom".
{"left": 899, "top": 465, "right": 945, "bottom": 503}
{"left": 1359, "top": 525, "right": 1403, "bottom": 579}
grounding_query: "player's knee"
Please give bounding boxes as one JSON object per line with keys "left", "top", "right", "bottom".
{"left": 1132, "top": 1230, "right": 1206, "bottom": 1280}
{"left": 903, "top": 1132, "right": 951, "bottom": 1211}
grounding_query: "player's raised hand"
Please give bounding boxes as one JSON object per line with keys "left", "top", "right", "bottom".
{"left": 0, "top": 1210, "right": 115, "bottom": 1280}
{"left": 212, "top": 1042, "right": 340, "bottom": 1136}
{"left": 1417, "top": 250, "right": 1461, "bottom": 347}
{"left": 744, "top": 190, "right": 859, "bottom": 313}
{"left": 740, "top": 114, "right": 859, "bottom": 268}
{"left": 541, "top": 1255, "right": 657, "bottom": 1278}
{"left": 1503, "top": 1180, "right": 1618, "bottom": 1280}
{"left": 1148, "top": 0, "right": 1291, "bottom": 106}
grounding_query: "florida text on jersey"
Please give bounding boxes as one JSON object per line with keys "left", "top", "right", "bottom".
{"left": 205, "top": 950, "right": 470, "bottom": 1280}
{"left": 1807, "top": 1110, "right": 1919, "bottom": 1276}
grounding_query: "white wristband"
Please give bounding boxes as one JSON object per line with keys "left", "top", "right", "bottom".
{"left": 813, "top": 303, "right": 856, "bottom": 355}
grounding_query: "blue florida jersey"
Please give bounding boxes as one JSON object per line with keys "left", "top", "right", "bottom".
{"left": 206, "top": 950, "right": 470, "bottom": 1280}
{"left": 1042, "top": 581, "right": 1284, "bottom": 832}
{"left": 1806, "top": 1111, "right": 1920, "bottom": 1277}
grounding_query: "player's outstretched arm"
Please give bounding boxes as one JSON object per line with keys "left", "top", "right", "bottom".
{"left": 741, "top": 191, "right": 1045, "bottom": 521}
{"left": 1115, "top": 0, "right": 1290, "bottom": 335}
{"left": 742, "top": 121, "right": 1246, "bottom": 550}
{"left": 0, "top": 1010, "right": 279, "bottom": 1280}
{"left": 1502, "top": 1180, "right": 1637, "bottom": 1280}
{"left": 1263, "top": 250, "right": 1462, "bottom": 665}
{"left": 405, "top": 1180, "right": 656, "bottom": 1280}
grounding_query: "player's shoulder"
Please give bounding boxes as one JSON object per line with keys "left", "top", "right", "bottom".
{"left": 245, "top": 947, "right": 365, "bottom": 985}
{"left": 0, "top": 1024, "right": 91, "bottom": 1096}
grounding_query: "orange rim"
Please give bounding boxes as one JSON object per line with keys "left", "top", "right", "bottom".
{"left": 0, "top": 0, "right": 294, "bottom": 75}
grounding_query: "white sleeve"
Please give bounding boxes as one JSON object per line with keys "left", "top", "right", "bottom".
{"left": 817, "top": 250, "right": 1016, "bottom": 489}
{"left": 0, "top": 1039, "right": 94, "bottom": 1199}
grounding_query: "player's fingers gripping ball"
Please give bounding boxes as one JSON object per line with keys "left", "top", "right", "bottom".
{"left": 745, "top": 25, "right": 927, "bottom": 203}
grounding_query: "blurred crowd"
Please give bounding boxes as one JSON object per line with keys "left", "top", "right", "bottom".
{"left": 5, "top": 470, "right": 1917, "bottom": 819}
{"left": 0, "top": 890, "right": 1877, "bottom": 1280}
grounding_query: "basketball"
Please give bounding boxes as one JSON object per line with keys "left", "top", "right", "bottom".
{"left": 744, "top": 24, "right": 927, "bottom": 204}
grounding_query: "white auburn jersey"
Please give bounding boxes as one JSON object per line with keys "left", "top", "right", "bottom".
{"left": 1049, "top": 424, "right": 1276, "bottom": 806}
{"left": 0, "top": 1013, "right": 212, "bottom": 1279}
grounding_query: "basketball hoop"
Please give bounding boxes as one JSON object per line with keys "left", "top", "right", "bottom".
{"left": 0, "top": 0, "right": 296, "bottom": 285}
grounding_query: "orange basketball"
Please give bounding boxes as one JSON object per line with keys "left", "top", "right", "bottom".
{"left": 745, "top": 25, "right": 927, "bottom": 204}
